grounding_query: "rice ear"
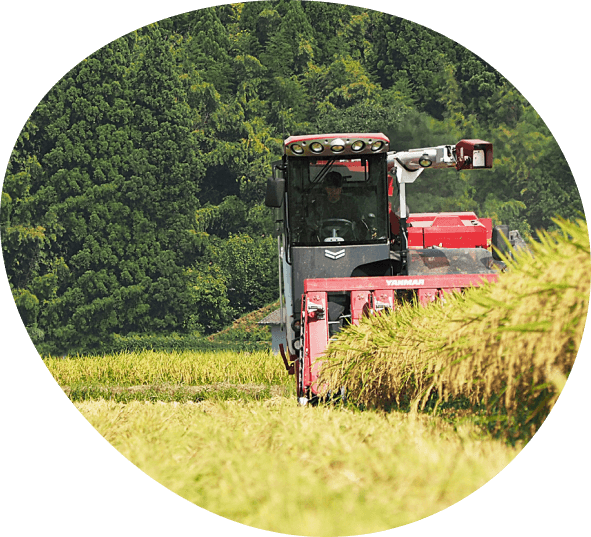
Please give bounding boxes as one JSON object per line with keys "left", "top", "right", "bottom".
{"left": 318, "top": 218, "right": 590, "bottom": 441}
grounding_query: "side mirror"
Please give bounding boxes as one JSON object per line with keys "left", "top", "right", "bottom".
{"left": 492, "top": 225, "right": 510, "bottom": 260}
{"left": 265, "top": 177, "right": 285, "bottom": 208}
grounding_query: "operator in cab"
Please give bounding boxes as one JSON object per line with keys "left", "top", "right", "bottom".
{"left": 310, "top": 171, "right": 368, "bottom": 242}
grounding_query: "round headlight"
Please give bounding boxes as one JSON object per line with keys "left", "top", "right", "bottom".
{"left": 330, "top": 138, "right": 346, "bottom": 153}
{"left": 419, "top": 153, "right": 432, "bottom": 167}
{"left": 291, "top": 143, "right": 304, "bottom": 154}
{"left": 370, "top": 140, "right": 384, "bottom": 152}
{"left": 351, "top": 140, "right": 365, "bottom": 152}
{"left": 310, "top": 142, "right": 324, "bottom": 153}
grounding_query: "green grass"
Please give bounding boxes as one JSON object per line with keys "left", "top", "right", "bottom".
{"left": 46, "top": 349, "right": 294, "bottom": 404}
{"left": 77, "top": 398, "right": 518, "bottom": 537}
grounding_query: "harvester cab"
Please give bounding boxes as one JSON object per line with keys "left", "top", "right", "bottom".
{"left": 266, "top": 133, "right": 503, "bottom": 404}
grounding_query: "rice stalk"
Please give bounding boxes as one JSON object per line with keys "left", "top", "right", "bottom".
{"left": 319, "top": 217, "right": 590, "bottom": 441}
{"left": 45, "top": 349, "right": 289, "bottom": 387}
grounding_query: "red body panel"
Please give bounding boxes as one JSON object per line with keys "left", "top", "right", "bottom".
{"left": 404, "top": 212, "right": 488, "bottom": 249}
{"left": 304, "top": 273, "right": 497, "bottom": 293}
{"left": 302, "top": 291, "right": 329, "bottom": 395}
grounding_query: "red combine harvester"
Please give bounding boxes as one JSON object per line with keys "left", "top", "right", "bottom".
{"left": 265, "top": 133, "right": 509, "bottom": 405}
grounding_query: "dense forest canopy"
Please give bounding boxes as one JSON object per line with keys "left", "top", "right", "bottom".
{"left": 0, "top": 1, "right": 583, "bottom": 354}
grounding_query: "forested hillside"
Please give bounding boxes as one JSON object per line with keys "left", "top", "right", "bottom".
{"left": 1, "top": 1, "right": 583, "bottom": 355}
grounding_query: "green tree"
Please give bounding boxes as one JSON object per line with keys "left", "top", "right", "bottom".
{"left": 211, "top": 232, "right": 278, "bottom": 318}
{"left": 433, "top": 70, "right": 582, "bottom": 234}
{"left": 192, "top": 194, "right": 277, "bottom": 331}
{"left": 303, "top": 53, "right": 379, "bottom": 119}
{"left": 3, "top": 26, "right": 205, "bottom": 353}
{"left": 175, "top": 8, "right": 234, "bottom": 98}
{"left": 3, "top": 2, "right": 581, "bottom": 351}
{"left": 315, "top": 88, "right": 408, "bottom": 135}
{"left": 520, "top": 140, "right": 582, "bottom": 230}
{"left": 372, "top": 16, "right": 447, "bottom": 116}
{"left": 301, "top": 1, "right": 352, "bottom": 64}
{"left": 186, "top": 262, "right": 232, "bottom": 334}
{"left": 260, "top": 0, "right": 316, "bottom": 78}
{"left": 0, "top": 121, "right": 65, "bottom": 345}
{"left": 200, "top": 42, "right": 282, "bottom": 206}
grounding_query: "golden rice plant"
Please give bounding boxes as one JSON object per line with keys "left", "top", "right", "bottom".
{"left": 319, "top": 299, "right": 442, "bottom": 407}
{"left": 77, "top": 398, "right": 517, "bottom": 536}
{"left": 319, "top": 217, "right": 589, "bottom": 440}
{"left": 45, "top": 349, "right": 289, "bottom": 387}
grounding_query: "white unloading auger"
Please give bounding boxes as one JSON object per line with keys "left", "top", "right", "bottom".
{"left": 387, "top": 139, "right": 493, "bottom": 220}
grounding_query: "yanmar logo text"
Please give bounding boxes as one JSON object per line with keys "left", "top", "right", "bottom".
{"left": 386, "top": 279, "right": 425, "bottom": 286}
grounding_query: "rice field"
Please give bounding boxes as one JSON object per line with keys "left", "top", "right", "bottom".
{"left": 46, "top": 347, "right": 521, "bottom": 536}
{"left": 44, "top": 217, "right": 589, "bottom": 535}
{"left": 46, "top": 349, "right": 290, "bottom": 386}
{"left": 75, "top": 397, "right": 518, "bottom": 537}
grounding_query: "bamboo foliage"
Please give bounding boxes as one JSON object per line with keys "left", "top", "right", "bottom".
{"left": 319, "top": 218, "right": 589, "bottom": 439}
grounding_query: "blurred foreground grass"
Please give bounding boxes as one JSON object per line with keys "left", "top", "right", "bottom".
{"left": 319, "top": 218, "right": 590, "bottom": 442}
{"left": 77, "top": 398, "right": 518, "bottom": 537}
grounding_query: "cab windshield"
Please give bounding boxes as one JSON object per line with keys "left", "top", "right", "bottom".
{"left": 287, "top": 154, "right": 389, "bottom": 247}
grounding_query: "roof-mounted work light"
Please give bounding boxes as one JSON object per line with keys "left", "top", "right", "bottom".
{"left": 291, "top": 143, "right": 304, "bottom": 155}
{"left": 371, "top": 140, "right": 385, "bottom": 152}
{"left": 330, "top": 138, "right": 346, "bottom": 153}
{"left": 418, "top": 153, "right": 432, "bottom": 167}
{"left": 283, "top": 133, "right": 390, "bottom": 156}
